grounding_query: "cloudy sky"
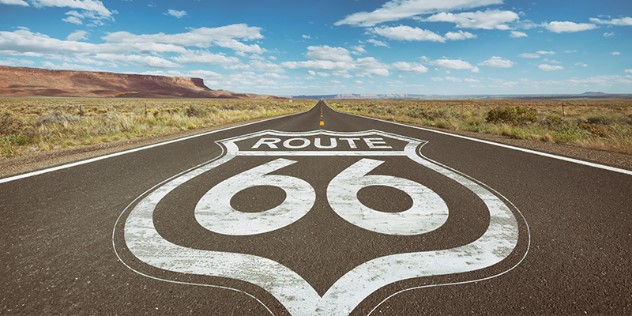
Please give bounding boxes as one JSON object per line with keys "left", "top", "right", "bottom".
{"left": 0, "top": 0, "right": 631, "bottom": 96}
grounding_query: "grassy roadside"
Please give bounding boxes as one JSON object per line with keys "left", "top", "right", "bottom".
{"left": 0, "top": 97, "right": 311, "bottom": 159}
{"left": 329, "top": 99, "right": 632, "bottom": 155}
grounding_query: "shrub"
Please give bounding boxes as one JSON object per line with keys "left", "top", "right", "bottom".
{"left": 0, "top": 111, "right": 25, "bottom": 136}
{"left": 36, "top": 112, "right": 80, "bottom": 126}
{"left": 185, "top": 105, "right": 207, "bottom": 117}
{"left": 586, "top": 116, "right": 613, "bottom": 125}
{"left": 578, "top": 122, "right": 608, "bottom": 137}
{"left": 6, "top": 134, "right": 30, "bottom": 145}
{"left": 486, "top": 106, "right": 537, "bottom": 125}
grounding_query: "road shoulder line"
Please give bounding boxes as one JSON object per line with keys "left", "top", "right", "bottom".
{"left": 344, "top": 111, "right": 632, "bottom": 176}
{"left": 0, "top": 111, "right": 307, "bottom": 184}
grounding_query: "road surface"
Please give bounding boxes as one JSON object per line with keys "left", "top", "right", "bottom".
{"left": 2, "top": 101, "right": 631, "bottom": 315}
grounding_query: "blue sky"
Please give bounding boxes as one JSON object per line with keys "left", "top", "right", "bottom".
{"left": 1, "top": 0, "right": 631, "bottom": 96}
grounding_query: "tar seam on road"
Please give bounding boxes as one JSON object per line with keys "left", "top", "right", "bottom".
{"left": 1, "top": 103, "right": 629, "bottom": 185}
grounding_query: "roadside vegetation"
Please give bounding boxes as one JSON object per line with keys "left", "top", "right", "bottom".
{"left": 0, "top": 97, "right": 310, "bottom": 158}
{"left": 329, "top": 99, "right": 632, "bottom": 154}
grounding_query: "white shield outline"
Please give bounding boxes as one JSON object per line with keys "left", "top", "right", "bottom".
{"left": 113, "top": 130, "right": 529, "bottom": 315}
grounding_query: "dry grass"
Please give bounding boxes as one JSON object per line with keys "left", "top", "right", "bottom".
{"left": 329, "top": 99, "right": 632, "bottom": 155}
{"left": 0, "top": 97, "right": 310, "bottom": 158}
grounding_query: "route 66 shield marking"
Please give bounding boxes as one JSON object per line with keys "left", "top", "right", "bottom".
{"left": 113, "top": 130, "right": 529, "bottom": 315}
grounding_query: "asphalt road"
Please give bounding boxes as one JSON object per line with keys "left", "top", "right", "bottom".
{"left": 1, "top": 101, "right": 631, "bottom": 315}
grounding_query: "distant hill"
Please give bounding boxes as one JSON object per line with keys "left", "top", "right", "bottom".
{"left": 295, "top": 92, "right": 632, "bottom": 100}
{"left": 0, "top": 66, "right": 276, "bottom": 99}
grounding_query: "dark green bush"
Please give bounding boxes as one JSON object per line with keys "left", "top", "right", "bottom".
{"left": 586, "top": 116, "right": 613, "bottom": 125}
{"left": 0, "top": 111, "right": 25, "bottom": 136}
{"left": 185, "top": 105, "right": 207, "bottom": 117}
{"left": 486, "top": 106, "right": 538, "bottom": 125}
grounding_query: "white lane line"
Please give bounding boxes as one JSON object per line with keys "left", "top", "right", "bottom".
{"left": 0, "top": 112, "right": 306, "bottom": 185}
{"left": 342, "top": 111, "right": 632, "bottom": 176}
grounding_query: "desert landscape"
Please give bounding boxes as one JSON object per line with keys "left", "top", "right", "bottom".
{"left": 0, "top": 66, "right": 274, "bottom": 99}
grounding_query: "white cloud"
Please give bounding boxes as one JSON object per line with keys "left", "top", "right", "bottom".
{"left": 432, "top": 76, "right": 479, "bottom": 83}
{"left": 307, "top": 70, "right": 330, "bottom": 78}
{"left": 302, "top": 34, "right": 311, "bottom": 39}
{"left": 61, "top": 9, "right": 111, "bottom": 26}
{"left": 367, "top": 39, "right": 388, "bottom": 47}
{"left": 538, "top": 64, "right": 564, "bottom": 71}
{"left": 166, "top": 9, "right": 186, "bottom": 19}
{"left": 543, "top": 58, "right": 560, "bottom": 64}
{"left": 214, "top": 39, "right": 264, "bottom": 54}
{"left": 282, "top": 60, "right": 354, "bottom": 71}
{"left": 625, "top": 69, "right": 632, "bottom": 74}
{"left": 0, "top": 25, "right": 268, "bottom": 72}
{"left": 519, "top": 53, "right": 540, "bottom": 59}
{"left": 282, "top": 46, "right": 390, "bottom": 78}
{"left": 63, "top": 15, "right": 83, "bottom": 25}
{"left": 510, "top": 31, "right": 527, "bottom": 38}
{"left": 424, "top": 10, "right": 519, "bottom": 30}
{"left": 173, "top": 50, "right": 238, "bottom": 65}
{"left": 575, "top": 63, "right": 588, "bottom": 67}
{"left": 0, "top": 58, "right": 35, "bottom": 66}
{"left": 226, "top": 60, "right": 284, "bottom": 74}
{"left": 41, "top": 61, "right": 95, "bottom": 71}
{"left": 430, "top": 58, "right": 479, "bottom": 72}
{"left": 603, "top": 32, "right": 616, "bottom": 38}
{"left": 519, "top": 50, "right": 555, "bottom": 59}
{"left": 372, "top": 25, "right": 444, "bottom": 42}
{"left": 392, "top": 61, "right": 428, "bottom": 74}
{"left": 444, "top": 30, "right": 477, "bottom": 41}
{"left": 94, "top": 53, "right": 179, "bottom": 68}
{"left": 66, "top": 30, "right": 88, "bottom": 41}
{"left": 590, "top": 17, "right": 632, "bottom": 26}
{"left": 0, "top": 29, "right": 101, "bottom": 54}
{"left": 537, "top": 50, "right": 555, "bottom": 55}
{"left": 0, "top": 0, "right": 29, "bottom": 6}
{"left": 31, "top": 0, "right": 111, "bottom": 16}
{"left": 479, "top": 56, "right": 514, "bottom": 68}
{"left": 103, "top": 24, "right": 265, "bottom": 54}
{"left": 29, "top": 0, "right": 113, "bottom": 25}
{"left": 352, "top": 45, "right": 367, "bottom": 55}
{"left": 611, "top": 51, "right": 621, "bottom": 56}
{"left": 317, "top": 72, "right": 331, "bottom": 77}
{"left": 545, "top": 21, "right": 597, "bottom": 33}
{"left": 0, "top": 28, "right": 191, "bottom": 56}
{"left": 355, "top": 57, "right": 389, "bottom": 77}
{"left": 335, "top": 0, "right": 503, "bottom": 27}
{"left": 306, "top": 45, "right": 353, "bottom": 62}
{"left": 567, "top": 75, "right": 632, "bottom": 86}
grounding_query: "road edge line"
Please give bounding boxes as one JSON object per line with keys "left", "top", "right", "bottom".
{"left": 336, "top": 109, "right": 632, "bottom": 176}
{"left": 0, "top": 110, "right": 308, "bottom": 184}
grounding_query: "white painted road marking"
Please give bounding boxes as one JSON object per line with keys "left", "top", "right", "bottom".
{"left": 118, "top": 130, "right": 524, "bottom": 315}
{"left": 196, "top": 158, "right": 315, "bottom": 236}
{"left": 328, "top": 158, "right": 449, "bottom": 235}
